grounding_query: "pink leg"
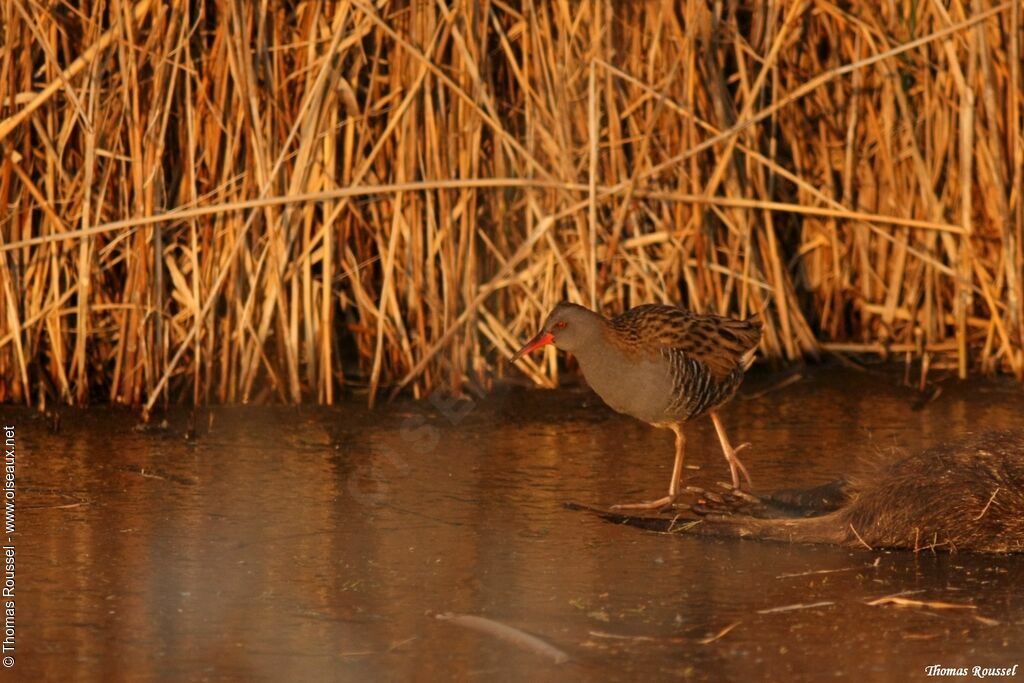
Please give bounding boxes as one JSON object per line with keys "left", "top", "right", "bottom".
{"left": 710, "top": 411, "right": 753, "bottom": 489}
{"left": 611, "top": 425, "right": 686, "bottom": 511}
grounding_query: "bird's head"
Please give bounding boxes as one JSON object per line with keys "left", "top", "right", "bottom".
{"left": 511, "top": 302, "right": 601, "bottom": 361}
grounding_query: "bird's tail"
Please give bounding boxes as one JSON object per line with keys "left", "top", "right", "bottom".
{"left": 740, "top": 296, "right": 771, "bottom": 369}
{"left": 740, "top": 346, "right": 758, "bottom": 371}
{"left": 746, "top": 294, "right": 774, "bottom": 325}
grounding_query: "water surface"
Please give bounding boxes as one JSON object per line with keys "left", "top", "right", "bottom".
{"left": 12, "top": 368, "right": 1024, "bottom": 681}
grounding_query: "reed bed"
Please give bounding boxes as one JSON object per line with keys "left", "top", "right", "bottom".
{"left": 1, "top": 0, "right": 1022, "bottom": 410}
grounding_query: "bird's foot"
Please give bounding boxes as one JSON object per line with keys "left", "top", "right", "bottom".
{"left": 685, "top": 483, "right": 765, "bottom": 518}
{"left": 609, "top": 494, "right": 679, "bottom": 512}
{"left": 725, "top": 442, "right": 753, "bottom": 490}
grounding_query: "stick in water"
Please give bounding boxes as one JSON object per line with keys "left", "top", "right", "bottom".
{"left": 436, "top": 612, "right": 570, "bottom": 664}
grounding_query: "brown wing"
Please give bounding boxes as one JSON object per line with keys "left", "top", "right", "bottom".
{"left": 610, "top": 304, "right": 762, "bottom": 381}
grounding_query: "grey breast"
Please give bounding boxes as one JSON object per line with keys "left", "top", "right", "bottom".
{"left": 572, "top": 343, "right": 675, "bottom": 425}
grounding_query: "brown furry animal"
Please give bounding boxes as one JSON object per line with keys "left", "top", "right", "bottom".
{"left": 688, "top": 430, "right": 1024, "bottom": 553}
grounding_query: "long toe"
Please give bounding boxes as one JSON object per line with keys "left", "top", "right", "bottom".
{"left": 729, "top": 462, "right": 741, "bottom": 490}
{"left": 725, "top": 448, "right": 753, "bottom": 490}
{"left": 610, "top": 495, "right": 677, "bottom": 511}
{"left": 734, "top": 457, "right": 753, "bottom": 489}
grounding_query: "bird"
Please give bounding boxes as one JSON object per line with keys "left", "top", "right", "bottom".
{"left": 511, "top": 302, "right": 762, "bottom": 510}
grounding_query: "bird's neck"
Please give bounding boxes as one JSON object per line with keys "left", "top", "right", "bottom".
{"left": 569, "top": 322, "right": 621, "bottom": 374}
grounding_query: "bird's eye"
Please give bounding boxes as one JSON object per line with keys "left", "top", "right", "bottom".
{"left": 554, "top": 321, "right": 568, "bottom": 330}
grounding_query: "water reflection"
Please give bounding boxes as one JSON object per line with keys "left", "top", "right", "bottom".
{"left": 14, "top": 368, "right": 1024, "bottom": 680}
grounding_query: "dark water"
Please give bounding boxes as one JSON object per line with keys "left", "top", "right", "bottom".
{"left": 8, "top": 368, "right": 1024, "bottom": 681}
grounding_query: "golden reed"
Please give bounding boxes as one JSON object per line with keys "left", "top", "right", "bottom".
{"left": 0, "top": 1, "right": 1021, "bottom": 409}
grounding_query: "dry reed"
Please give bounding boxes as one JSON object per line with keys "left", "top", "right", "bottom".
{"left": 1, "top": 0, "right": 1022, "bottom": 410}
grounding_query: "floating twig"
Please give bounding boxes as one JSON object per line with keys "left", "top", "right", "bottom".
{"left": 588, "top": 630, "right": 688, "bottom": 644}
{"left": 777, "top": 566, "right": 866, "bottom": 579}
{"left": 589, "top": 630, "right": 658, "bottom": 642}
{"left": 902, "top": 633, "right": 941, "bottom": 641}
{"left": 699, "top": 621, "right": 741, "bottom": 645}
{"left": 757, "top": 601, "right": 834, "bottom": 614}
{"left": 866, "top": 595, "right": 976, "bottom": 610}
{"left": 436, "top": 612, "right": 569, "bottom": 664}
